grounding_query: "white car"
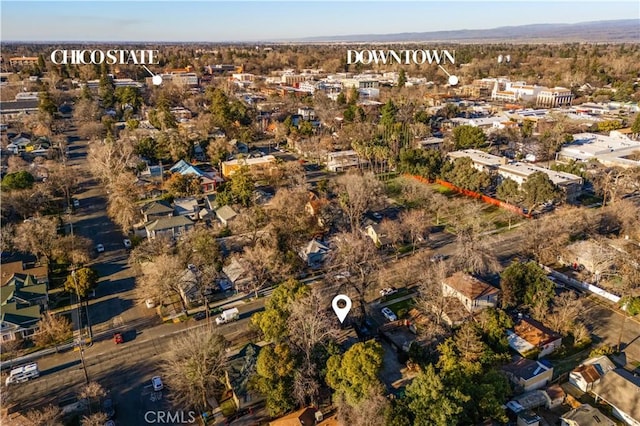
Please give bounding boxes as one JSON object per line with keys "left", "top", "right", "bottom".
{"left": 151, "top": 376, "right": 163, "bottom": 391}
{"left": 123, "top": 239, "right": 132, "bottom": 249}
{"left": 381, "top": 307, "right": 398, "bottom": 322}
{"left": 72, "top": 199, "right": 80, "bottom": 208}
{"left": 96, "top": 244, "right": 105, "bottom": 253}
{"left": 379, "top": 287, "right": 398, "bottom": 297}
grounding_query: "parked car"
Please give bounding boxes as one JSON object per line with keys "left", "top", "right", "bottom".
{"left": 193, "top": 311, "right": 207, "bottom": 321}
{"left": 430, "top": 254, "right": 445, "bottom": 263}
{"left": 72, "top": 198, "right": 80, "bottom": 208}
{"left": 113, "top": 333, "right": 124, "bottom": 344}
{"left": 379, "top": 287, "right": 398, "bottom": 297}
{"left": 151, "top": 376, "right": 163, "bottom": 391}
{"left": 145, "top": 299, "right": 156, "bottom": 309}
{"left": 95, "top": 244, "right": 105, "bottom": 253}
{"left": 102, "top": 397, "right": 115, "bottom": 419}
{"left": 371, "top": 212, "right": 383, "bottom": 220}
{"left": 381, "top": 307, "right": 398, "bottom": 322}
{"left": 123, "top": 239, "right": 132, "bottom": 249}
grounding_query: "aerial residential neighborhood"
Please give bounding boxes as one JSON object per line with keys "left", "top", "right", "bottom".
{"left": 1, "top": 2, "right": 639, "bottom": 426}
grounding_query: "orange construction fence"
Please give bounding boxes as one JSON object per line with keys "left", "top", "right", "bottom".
{"left": 403, "top": 174, "right": 532, "bottom": 218}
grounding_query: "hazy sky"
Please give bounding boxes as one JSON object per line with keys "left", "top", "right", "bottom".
{"left": 2, "top": 1, "right": 638, "bottom": 42}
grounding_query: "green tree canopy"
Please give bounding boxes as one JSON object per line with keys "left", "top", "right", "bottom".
{"left": 397, "top": 69, "right": 407, "bottom": 88}
{"left": 398, "top": 148, "right": 443, "bottom": 181}
{"left": 404, "top": 364, "right": 468, "bottom": 426}
{"left": 500, "top": 261, "right": 554, "bottom": 309}
{"left": 217, "top": 166, "right": 255, "bottom": 207}
{"left": 64, "top": 267, "right": 99, "bottom": 298}
{"left": 2, "top": 170, "right": 35, "bottom": 190}
{"left": 251, "top": 278, "right": 308, "bottom": 342}
{"left": 496, "top": 178, "right": 522, "bottom": 205}
{"left": 380, "top": 100, "right": 398, "bottom": 128}
{"left": 521, "top": 171, "right": 559, "bottom": 211}
{"left": 453, "top": 125, "right": 486, "bottom": 149}
{"left": 164, "top": 173, "right": 202, "bottom": 197}
{"left": 326, "top": 341, "right": 384, "bottom": 407}
{"left": 442, "top": 157, "right": 491, "bottom": 192}
{"left": 251, "top": 343, "right": 296, "bottom": 416}
{"left": 39, "top": 91, "right": 58, "bottom": 116}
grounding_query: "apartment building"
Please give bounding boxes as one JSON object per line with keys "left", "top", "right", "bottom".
{"left": 447, "top": 149, "right": 583, "bottom": 202}
{"left": 9, "top": 56, "right": 38, "bottom": 67}
{"left": 497, "top": 161, "right": 583, "bottom": 203}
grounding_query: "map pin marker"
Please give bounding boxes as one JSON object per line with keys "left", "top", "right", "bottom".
{"left": 332, "top": 295, "right": 352, "bottom": 324}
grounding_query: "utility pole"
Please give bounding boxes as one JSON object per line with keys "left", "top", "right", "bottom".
{"left": 69, "top": 216, "right": 90, "bottom": 383}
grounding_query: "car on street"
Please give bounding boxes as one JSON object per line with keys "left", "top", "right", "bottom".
{"left": 102, "top": 397, "right": 115, "bottom": 419}
{"left": 381, "top": 307, "right": 398, "bottom": 322}
{"left": 72, "top": 198, "right": 80, "bottom": 208}
{"left": 113, "top": 333, "right": 124, "bottom": 344}
{"left": 123, "top": 239, "right": 132, "bottom": 249}
{"left": 371, "top": 212, "right": 383, "bottom": 220}
{"left": 151, "top": 376, "right": 163, "bottom": 391}
{"left": 193, "top": 311, "right": 207, "bottom": 321}
{"left": 379, "top": 287, "right": 398, "bottom": 297}
{"left": 430, "top": 254, "right": 445, "bottom": 262}
{"left": 96, "top": 244, "right": 105, "bottom": 253}
{"left": 145, "top": 299, "right": 156, "bottom": 309}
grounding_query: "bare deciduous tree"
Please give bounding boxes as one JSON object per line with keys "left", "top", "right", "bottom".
{"left": 235, "top": 242, "right": 291, "bottom": 298}
{"left": 135, "top": 254, "right": 188, "bottom": 309}
{"left": 22, "top": 404, "right": 63, "bottom": 426}
{"left": 334, "top": 172, "right": 385, "bottom": 232}
{"left": 81, "top": 412, "right": 108, "bottom": 426}
{"left": 335, "top": 388, "right": 390, "bottom": 426}
{"left": 87, "top": 137, "right": 137, "bottom": 186}
{"left": 163, "top": 330, "right": 228, "bottom": 411}
{"left": 13, "top": 217, "right": 59, "bottom": 263}
{"left": 32, "top": 313, "right": 72, "bottom": 352}
{"left": 79, "top": 381, "right": 106, "bottom": 415}
{"left": 401, "top": 209, "right": 431, "bottom": 250}
{"left": 328, "top": 232, "right": 382, "bottom": 319}
{"left": 106, "top": 172, "right": 142, "bottom": 233}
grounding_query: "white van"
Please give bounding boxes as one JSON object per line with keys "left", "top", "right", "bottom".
{"left": 5, "top": 363, "right": 40, "bottom": 385}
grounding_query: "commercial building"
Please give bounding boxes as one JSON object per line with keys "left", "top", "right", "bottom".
{"left": 557, "top": 131, "right": 640, "bottom": 169}
{"left": 536, "top": 87, "right": 574, "bottom": 108}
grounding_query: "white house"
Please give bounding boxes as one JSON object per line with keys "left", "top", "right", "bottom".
{"left": 568, "top": 355, "right": 616, "bottom": 393}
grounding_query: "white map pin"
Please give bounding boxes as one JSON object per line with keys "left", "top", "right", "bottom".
{"left": 332, "top": 294, "right": 352, "bottom": 324}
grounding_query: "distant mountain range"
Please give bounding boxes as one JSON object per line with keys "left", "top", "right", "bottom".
{"left": 293, "top": 19, "right": 640, "bottom": 43}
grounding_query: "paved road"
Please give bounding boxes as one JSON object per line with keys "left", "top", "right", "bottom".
{"left": 7, "top": 299, "right": 263, "bottom": 422}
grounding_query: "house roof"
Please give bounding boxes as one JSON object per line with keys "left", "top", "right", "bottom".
{"left": 1, "top": 261, "right": 48, "bottom": 286}
{"left": 222, "top": 259, "right": 248, "bottom": 284}
{"left": 226, "top": 343, "right": 261, "bottom": 402}
{"left": 561, "top": 404, "right": 615, "bottom": 426}
{"left": 268, "top": 407, "right": 317, "bottom": 426}
{"left": 514, "top": 318, "right": 561, "bottom": 348}
{"left": 141, "top": 200, "right": 174, "bottom": 216}
{"left": 573, "top": 364, "right": 602, "bottom": 384}
{"left": 170, "top": 159, "right": 205, "bottom": 176}
{"left": 591, "top": 369, "right": 640, "bottom": 423}
{"left": 442, "top": 272, "right": 500, "bottom": 301}
{"left": 1, "top": 274, "right": 48, "bottom": 305}
{"left": 300, "top": 239, "right": 330, "bottom": 259}
{"left": 216, "top": 205, "right": 238, "bottom": 222}
{"left": 545, "top": 384, "right": 566, "bottom": 401}
{"left": 502, "top": 358, "right": 551, "bottom": 381}
{"left": 0, "top": 302, "right": 41, "bottom": 328}
{"left": 173, "top": 197, "right": 199, "bottom": 215}
{"left": 145, "top": 215, "right": 194, "bottom": 232}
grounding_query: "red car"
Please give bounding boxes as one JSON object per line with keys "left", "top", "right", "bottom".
{"left": 114, "top": 333, "right": 124, "bottom": 344}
